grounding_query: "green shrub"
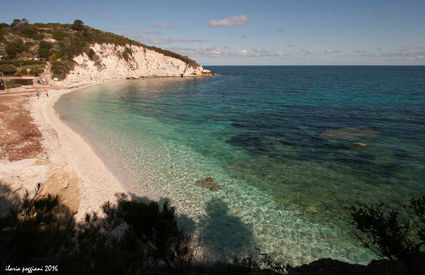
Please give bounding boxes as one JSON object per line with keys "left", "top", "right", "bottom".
{"left": 38, "top": 41, "right": 52, "bottom": 58}
{"left": 52, "top": 30, "right": 66, "bottom": 40}
{"left": 63, "top": 35, "right": 89, "bottom": 58}
{"left": 51, "top": 60, "right": 74, "bottom": 80}
{"left": 19, "top": 25, "right": 43, "bottom": 40}
{"left": 347, "top": 196, "right": 425, "bottom": 273}
{"left": 29, "top": 68, "right": 44, "bottom": 76}
{"left": 72, "top": 19, "right": 84, "bottom": 31}
{"left": 5, "top": 39, "right": 26, "bottom": 58}
{"left": 87, "top": 48, "right": 96, "bottom": 60}
{"left": 10, "top": 18, "right": 27, "bottom": 27}
{"left": 0, "top": 60, "right": 46, "bottom": 66}
{"left": 0, "top": 184, "right": 194, "bottom": 273}
{"left": 0, "top": 186, "right": 75, "bottom": 266}
{"left": 0, "top": 64, "right": 17, "bottom": 75}
{"left": 121, "top": 47, "right": 132, "bottom": 62}
{"left": 0, "top": 23, "right": 9, "bottom": 29}
{"left": 61, "top": 198, "right": 194, "bottom": 273}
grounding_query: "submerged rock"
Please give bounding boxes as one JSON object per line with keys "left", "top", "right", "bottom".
{"left": 196, "top": 177, "right": 222, "bottom": 192}
{"left": 350, "top": 142, "right": 368, "bottom": 148}
{"left": 320, "top": 127, "right": 379, "bottom": 140}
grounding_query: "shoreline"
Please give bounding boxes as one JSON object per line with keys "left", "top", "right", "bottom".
{"left": 0, "top": 75, "right": 206, "bottom": 220}
{"left": 30, "top": 80, "right": 129, "bottom": 220}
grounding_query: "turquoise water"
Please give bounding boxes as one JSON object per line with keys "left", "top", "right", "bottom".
{"left": 55, "top": 66, "right": 425, "bottom": 265}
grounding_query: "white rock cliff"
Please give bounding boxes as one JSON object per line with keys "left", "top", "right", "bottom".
{"left": 59, "top": 43, "right": 203, "bottom": 86}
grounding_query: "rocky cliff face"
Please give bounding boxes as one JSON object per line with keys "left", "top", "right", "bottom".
{"left": 60, "top": 43, "right": 203, "bottom": 85}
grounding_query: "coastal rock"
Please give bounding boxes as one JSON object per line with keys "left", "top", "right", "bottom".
{"left": 39, "top": 165, "right": 81, "bottom": 215}
{"left": 320, "top": 127, "right": 379, "bottom": 140}
{"left": 0, "top": 159, "right": 51, "bottom": 216}
{"left": 196, "top": 177, "right": 222, "bottom": 192}
{"left": 0, "top": 159, "right": 50, "bottom": 199}
{"left": 350, "top": 142, "right": 368, "bottom": 148}
{"left": 0, "top": 159, "right": 81, "bottom": 216}
{"left": 202, "top": 69, "right": 213, "bottom": 76}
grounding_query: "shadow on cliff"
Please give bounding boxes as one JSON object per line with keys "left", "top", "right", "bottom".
{"left": 197, "top": 197, "right": 256, "bottom": 261}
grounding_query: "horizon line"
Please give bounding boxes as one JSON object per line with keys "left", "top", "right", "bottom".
{"left": 202, "top": 64, "right": 425, "bottom": 67}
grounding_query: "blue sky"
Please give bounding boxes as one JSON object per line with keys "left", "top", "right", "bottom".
{"left": 1, "top": 0, "right": 425, "bottom": 65}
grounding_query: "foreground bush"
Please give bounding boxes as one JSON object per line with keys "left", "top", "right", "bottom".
{"left": 0, "top": 188, "right": 193, "bottom": 274}
{"left": 0, "top": 185, "right": 290, "bottom": 274}
{"left": 346, "top": 196, "right": 425, "bottom": 274}
{"left": 5, "top": 183, "right": 422, "bottom": 274}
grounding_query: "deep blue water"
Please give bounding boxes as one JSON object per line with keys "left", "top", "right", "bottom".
{"left": 56, "top": 66, "right": 425, "bottom": 265}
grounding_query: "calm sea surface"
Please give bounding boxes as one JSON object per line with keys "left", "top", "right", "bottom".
{"left": 56, "top": 66, "right": 425, "bottom": 265}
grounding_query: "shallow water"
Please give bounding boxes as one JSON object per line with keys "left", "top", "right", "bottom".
{"left": 56, "top": 66, "right": 425, "bottom": 265}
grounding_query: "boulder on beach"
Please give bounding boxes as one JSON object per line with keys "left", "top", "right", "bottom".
{"left": 320, "top": 127, "right": 379, "bottom": 140}
{"left": 196, "top": 177, "right": 222, "bottom": 192}
{"left": 38, "top": 165, "right": 81, "bottom": 215}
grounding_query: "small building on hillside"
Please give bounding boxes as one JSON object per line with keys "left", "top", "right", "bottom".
{"left": 13, "top": 77, "right": 34, "bottom": 85}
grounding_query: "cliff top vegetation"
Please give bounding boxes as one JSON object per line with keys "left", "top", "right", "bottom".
{"left": 0, "top": 19, "right": 199, "bottom": 79}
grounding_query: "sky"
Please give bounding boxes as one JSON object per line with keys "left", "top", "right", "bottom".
{"left": 1, "top": 0, "right": 425, "bottom": 65}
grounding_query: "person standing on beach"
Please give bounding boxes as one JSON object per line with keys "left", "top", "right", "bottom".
{"left": 36, "top": 92, "right": 40, "bottom": 98}
{"left": 46, "top": 91, "right": 49, "bottom": 97}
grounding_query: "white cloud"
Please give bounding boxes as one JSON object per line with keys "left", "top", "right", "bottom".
{"left": 324, "top": 49, "right": 340, "bottom": 54}
{"left": 399, "top": 45, "right": 410, "bottom": 52}
{"left": 209, "top": 15, "right": 247, "bottom": 27}
{"left": 149, "top": 38, "right": 175, "bottom": 44}
{"left": 134, "top": 35, "right": 207, "bottom": 45}
{"left": 172, "top": 47, "right": 234, "bottom": 57}
{"left": 139, "top": 29, "right": 162, "bottom": 35}
{"left": 239, "top": 49, "right": 249, "bottom": 56}
{"left": 170, "top": 47, "right": 284, "bottom": 58}
{"left": 300, "top": 49, "right": 315, "bottom": 55}
{"left": 152, "top": 21, "right": 177, "bottom": 29}
{"left": 191, "top": 37, "right": 208, "bottom": 43}
{"left": 253, "top": 48, "right": 282, "bottom": 57}
{"left": 357, "top": 49, "right": 425, "bottom": 60}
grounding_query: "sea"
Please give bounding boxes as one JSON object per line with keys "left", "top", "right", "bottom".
{"left": 55, "top": 66, "right": 425, "bottom": 265}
